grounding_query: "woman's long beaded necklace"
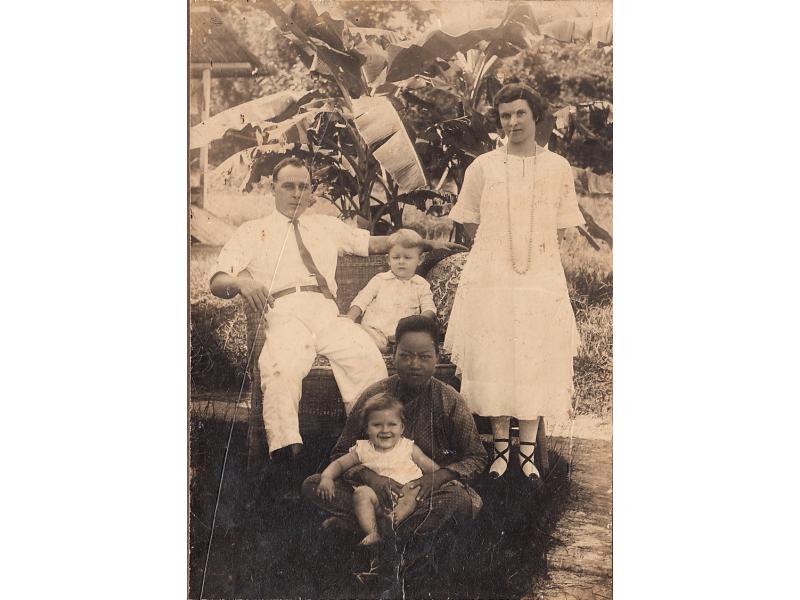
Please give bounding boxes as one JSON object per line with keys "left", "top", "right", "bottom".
{"left": 505, "top": 144, "right": 537, "bottom": 275}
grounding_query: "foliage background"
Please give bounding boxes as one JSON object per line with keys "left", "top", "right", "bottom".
{"left": 191, "top": 0, "right": 612, "bottom": 175}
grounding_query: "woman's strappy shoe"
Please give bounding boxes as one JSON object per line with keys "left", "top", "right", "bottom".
{"left": 518, "top": 441, "right": 541, "bottom": 480}
{"left": 489, "top": 438, "right": 511, "bottom": 479}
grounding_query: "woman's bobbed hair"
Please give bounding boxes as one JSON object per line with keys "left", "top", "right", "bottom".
{"left": 491, "top": 83, "right": 549, "bottom": 127}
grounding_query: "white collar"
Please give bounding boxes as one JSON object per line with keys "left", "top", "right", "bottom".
{"left": 377, "top": 270, "right": 425, "bottom": 284}
{"left": 268, "top": 209, "right": 315, "bottom": 226}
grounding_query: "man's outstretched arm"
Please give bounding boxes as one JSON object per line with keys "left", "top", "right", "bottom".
{"left": 367, "top": 236, "right": 467, "bottom": 255}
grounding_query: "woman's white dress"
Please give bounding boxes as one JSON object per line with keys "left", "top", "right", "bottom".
{"left": 444, "top": 147, "right": 585, "bottom": 420}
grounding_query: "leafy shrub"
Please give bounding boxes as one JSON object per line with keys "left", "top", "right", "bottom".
{"left": 190, "top": 300, "right": 248, "bottom": 392}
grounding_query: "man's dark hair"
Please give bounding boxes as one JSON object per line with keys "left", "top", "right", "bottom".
{"left": 395, "top": 315, "right": 440, "bottom": 349}
{"left": 492, "top": 82, "right": 549, "bottom": 126}
{"left": 272, "top": 156, "right": 311, "bottom": 184}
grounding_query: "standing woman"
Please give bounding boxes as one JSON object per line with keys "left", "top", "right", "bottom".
{"left": 444, "top": 83, "right": 585, "bottom": 479}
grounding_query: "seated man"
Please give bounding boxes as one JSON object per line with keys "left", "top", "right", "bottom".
{"left": 302, "top": 315, "right": 488, "bottom": 592}
{"left": 209, "top": 157, "right": 461, "bottom": 461}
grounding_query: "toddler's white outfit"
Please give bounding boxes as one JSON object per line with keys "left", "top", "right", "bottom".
{"left": 351, "top": 271, "right": 436, "bottom": 350}
{"left": 350, "top": 437, "right": 422, "bottom": 485}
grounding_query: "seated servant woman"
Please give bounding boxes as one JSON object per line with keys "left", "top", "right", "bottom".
{"left": 302, "top": 315, "right": 487, "bottom": 590}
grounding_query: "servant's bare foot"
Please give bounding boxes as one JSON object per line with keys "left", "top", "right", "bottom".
{"left": 321, "top": 516, "right": 359, "bottom": 537}
{"left": 359, "top": 531, "right": 381, "bottom": 546}
{"left": 321, "top": 516, "right": 341, "bottom": 530}
{"left": 392, "top": 485, "right": 419, "bottom": 525}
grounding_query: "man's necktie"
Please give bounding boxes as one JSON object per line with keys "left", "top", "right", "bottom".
{"left": 290, "top": 219, "right": 336, "bottom": 300}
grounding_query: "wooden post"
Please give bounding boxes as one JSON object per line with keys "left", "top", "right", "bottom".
{"left": 200, "top": 68, "right": 211, "bottom": 208}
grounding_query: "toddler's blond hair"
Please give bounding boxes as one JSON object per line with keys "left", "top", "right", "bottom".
{"left": 386, "top": 228, "right": 425, "bottom": 252}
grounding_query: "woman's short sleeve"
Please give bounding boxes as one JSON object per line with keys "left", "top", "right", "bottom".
{"left": 556, "top": 161, "right": 585, "bottom": 229}
{"left": 448, "top": 159, "right": 484, "bottom": 224}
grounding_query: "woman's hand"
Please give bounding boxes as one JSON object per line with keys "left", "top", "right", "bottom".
{"left": 317, "top": 476, "right": 336, "bottom": 501}
{"left": 462, "top": 223, "right": 478, "bottom": 245}
{"left": 362, "top": 470, "right": 404, "bottom": 508}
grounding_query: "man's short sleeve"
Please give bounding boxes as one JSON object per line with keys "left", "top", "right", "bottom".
{"left": 208, "top": 221, "right": 260, "bottom": 283}
{"left": 329, "top": 217, "right": 370, "bottom": 257}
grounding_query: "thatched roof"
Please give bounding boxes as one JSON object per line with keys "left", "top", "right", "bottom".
{"left": 190, "top": 5, "right": 263, "bottom": 77}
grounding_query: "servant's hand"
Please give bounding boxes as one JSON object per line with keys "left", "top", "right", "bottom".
{"left": 237, "top": 277, "right": 274, "bottom": 314}
{"left": 407, "top": 470, "right": 449, "bottom": 503}
{"left": 317, "top": 476, "right": 336, "bottom": 501}
{"left": 362, "top": 470, "right": 404, "bottom": 509}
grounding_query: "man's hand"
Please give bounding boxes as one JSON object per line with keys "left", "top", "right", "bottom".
{"left": 424, "top": 240, "right": 468, "bottom": 253}
{"left": 237, "top": 277, "right": 274, "bottom": 314}
{"left": 407, "top": 469, "right": 456, "bottom": 502}
{"left": 361, "top": 469, "right": 404, "bottom": 509}
{"left": 316, "top": 476, "right": 336, "bottom": 502}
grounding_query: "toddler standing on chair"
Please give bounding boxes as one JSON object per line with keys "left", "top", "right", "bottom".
{"left": 316, "top": 392, "right": 439, "bottom": 546}
{"left": 346, "top": 229, "right": 436, "bottom": 352}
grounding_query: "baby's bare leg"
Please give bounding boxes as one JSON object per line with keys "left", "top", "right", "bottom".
{"left": 352, "top": 486, "right": 381, "bottom": 545}
{"left": 392, "top": 482, "right": 420, "bottom": 525}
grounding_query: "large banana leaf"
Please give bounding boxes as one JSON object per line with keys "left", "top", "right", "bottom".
{"left": 189, "top": 90, "right": 315, "bottom": 149}
{"left": 540, "top": 17, "right": 612, "bottom": 45}
{"left": 351, "top": 96, "right": 427, "bottom": 194}
{"left": 256, "top": 106, "right": 330, "bottom": 146}
{"left": 386, "top": 24, "right": 534, "bottom": 83}
{"left": 384, "top": 1, "right": 539, "bottom": 83}
{"left": 263, "top": 0, "right": 400, "bottom": 96}
{"left": 211, "top": 142, "right": 342, "bottom": 193}
{"left": 209, "top": 143, "right": 296, "bottom": 192}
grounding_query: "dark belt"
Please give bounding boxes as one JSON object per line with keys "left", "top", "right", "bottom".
{"left": 271, "top": 285, "right": 323, "bottom": 300}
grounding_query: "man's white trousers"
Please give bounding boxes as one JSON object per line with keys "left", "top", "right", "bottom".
{"left": 257, "top": 292, "right": 388, "bottom": 453}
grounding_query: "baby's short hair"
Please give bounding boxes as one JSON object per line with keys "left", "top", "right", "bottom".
{"left": 386, "top": 228, "right": 425, "bottom": 253}
{"left": 360, "top": 392, "right": 406, "bottom": 430}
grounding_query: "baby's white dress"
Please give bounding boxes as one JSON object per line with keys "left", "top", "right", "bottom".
{"left": 351, "top": 437, "right": 422, "bottom": 485}
{"left": 444, "top": 147, "right": 585, "bottom": 420}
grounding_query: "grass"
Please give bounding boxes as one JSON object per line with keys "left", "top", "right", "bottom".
{"left": 190, "top": 417, "right": 574, "bottom": 600}
{"left": 574, "top": 303, "right": 612, "bottom": 416}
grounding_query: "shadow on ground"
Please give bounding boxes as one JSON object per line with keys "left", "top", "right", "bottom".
{"left": 189, "top": 417, "right": 573, "bottom": 599}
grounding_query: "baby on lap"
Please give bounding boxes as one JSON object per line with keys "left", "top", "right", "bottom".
{"left": 347, "top": 229, "right": 436, "bottom": 352}
{"left": 316, "top": 392, "right": 439, "bottom": 545}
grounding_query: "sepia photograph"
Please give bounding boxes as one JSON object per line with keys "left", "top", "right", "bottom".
{"left": 8, "top": 2, "right": 800, "bottom": 599}
{"left": 188, "top": 1, "right": 613, "bottom": 597}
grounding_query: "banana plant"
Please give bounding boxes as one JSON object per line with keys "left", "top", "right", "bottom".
{"left": 380, "top": 1, "right": 612, "bottom": 245}
{"left": 193, "top": 0, "right": 612, "bottom": 244}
